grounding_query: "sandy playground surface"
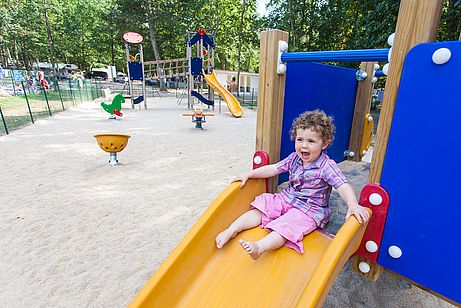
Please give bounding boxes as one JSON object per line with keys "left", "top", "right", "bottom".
{"left": 0, "top": 95, "right": 455, "bottom": 307}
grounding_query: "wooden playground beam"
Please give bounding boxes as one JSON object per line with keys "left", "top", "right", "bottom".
{"left": 348, "top": 62, "right": 376, "bottom": 162}
{"left": 256, "top": 29, "right": 289, "bottom": 193}
{"left": 369, "top": 0, "right": 443, "bottom": 184}
{"left": 355, "top": 0, "right": 444, "bottom": 281}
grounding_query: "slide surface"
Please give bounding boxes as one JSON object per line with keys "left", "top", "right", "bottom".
{"left": 191, "top": 90, "right": 214, "bottom": 106}
{"left": 129, "top": 179, "right": 369, "bottom": 307}
{"left": 202, "top": 70, "right": 243, "bottom": 118}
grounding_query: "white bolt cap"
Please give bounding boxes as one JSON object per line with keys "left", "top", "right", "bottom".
{"left": 383, "top": 63, "right": 390, "bottom": 75}
{"left": 432, "top": 48, "right": 451, "bottom": 65}
{"left": 348, "top": 151, "right": 355, "bottom": 157}
{"left": 253, "top": 155, "right": 262, "bottom": 165}
{"left": 277, "top": 63, "right": 287, "bottom": 74}
{"left": 366, "top": 241, "right": 378, "bottom": 253}
{"left": 372, "top": 77, "right": 378, "bottom": 83}
{"left": 362, "top": 150, "right": 367, "bottom": 156}
{"left": 279, "top": 40, "right": 288, "bottom": 52}
{"left": 387, "top": 33, "right": 395, "bottom": 46}
{"left": 359, "top": 262, "right": 371, "bottom": 273}
{"left": 368, "top": 115, "right": 373, "bottom": 122}
{"left": 388, "top": 47, "right": 393, "bottom": 62}
{"left": 388, "top": 245, "right": 402, "bottom": 259}
{"left": 374, "top": 63, "right": 380, "bottom": 70}
{"left": 361, "top": 71, "right": 368, "bottom": 79}
{"left": 369, "top": 193, "right": 383, "bottom": 205}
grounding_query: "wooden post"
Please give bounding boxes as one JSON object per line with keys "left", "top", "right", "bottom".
{"left": 125, "top": 43, "right": 134, "bottom": 109}
{"left": 353, "top": 0, "right": 443, "bottom": 281}
{"left": 256, "top": 29, "right": 289, "bottom": 192}
{"left": 139, "top": 44, "right": 147, "bottom": 109}
{"left": 347, "top": 62, "right": 376, "bottom": 162}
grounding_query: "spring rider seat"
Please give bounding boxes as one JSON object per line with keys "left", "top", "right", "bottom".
{"left": 182, "top": 109, "right": 215, "bottom": 129}
{"left": 94, "top": 134, "right": 131, "bottom": 166}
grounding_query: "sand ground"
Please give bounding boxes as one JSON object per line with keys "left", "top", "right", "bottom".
{"left": 0, "top": 95, "right": 455, "bottom": 307}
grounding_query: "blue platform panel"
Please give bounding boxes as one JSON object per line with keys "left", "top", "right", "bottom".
{"left": 128, "top": 62, "right": 143, "bottom": 81}
{"left": 279, "top": 62, "right": 357, "bottom": 184}
{"left": 378, "top": 41, "right": 461, "bottom": 304}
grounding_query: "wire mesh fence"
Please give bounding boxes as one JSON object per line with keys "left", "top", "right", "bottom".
{"left": 0, "top": 74, "right": 105, "bottom": 135}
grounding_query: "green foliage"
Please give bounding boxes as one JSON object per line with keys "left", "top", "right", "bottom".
{"left": 0, "top": 0, "right": 263, "bottom": 73}
{"left": 0, "top": 0, "right": 459, "bottom": 75}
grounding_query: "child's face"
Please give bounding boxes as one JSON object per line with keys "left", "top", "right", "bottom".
{"left": 295, "top": 128, "right": 330, "bottom": 165}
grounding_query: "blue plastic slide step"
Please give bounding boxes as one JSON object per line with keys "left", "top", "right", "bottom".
{"left": 191, "top": 91, "right": 214, "bottom": 106}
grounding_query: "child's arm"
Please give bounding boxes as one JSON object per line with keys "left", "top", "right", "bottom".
{"left": 232, "top": 164, "right": 281, "bottom": 188}
{"left": 336, "top": 183, "right": 370, "bottom": 224}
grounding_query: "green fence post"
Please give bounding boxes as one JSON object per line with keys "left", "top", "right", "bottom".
{"left": 78, "top": 83, "right": 83, "bottom": 104}
{"left": 10, "top": 76, "right": 16, "bottom": 96}
{"left": 55, "top": 77, "right": 65, "bottom": 111}
{"left": 0, "top": 106, "right": 8, "bottom": 135}
{"left": 84, "top": 80, "right": 90, "bottom": 101}
{"left": 42, "top": 87, "right": 52, "bottom": 116}
{"left": 92, "top": 79, "right": 96, "bottom": 100}
{"left": 68, "top": 79, "right": 75, "bottom": 106}
{"left": 21, "top": 81, "right": 34, "bottom": 124}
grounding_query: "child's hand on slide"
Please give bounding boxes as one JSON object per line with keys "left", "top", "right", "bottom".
{"left": 232, "top": 173, "right": 250, "bottom": 188}
{"left": 346, "top": 204, "right": 370, "bottom": 224}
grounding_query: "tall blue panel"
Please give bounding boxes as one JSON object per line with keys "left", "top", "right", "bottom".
{"left": 378, "top": 41, "right": 461, "bottom": 304}
{"left": 279, "top": 62, "right": 357, "bottom": 184}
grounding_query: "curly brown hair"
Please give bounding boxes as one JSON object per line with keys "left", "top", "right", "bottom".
{"left": 290, "top": 110, "right": 335, "bottom": 145}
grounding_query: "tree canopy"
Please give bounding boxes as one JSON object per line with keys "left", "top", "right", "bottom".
{"left": 0, "top": 0, "right": 459, "bottom": 74}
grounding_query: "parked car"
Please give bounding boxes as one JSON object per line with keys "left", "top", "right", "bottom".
{"left": 116, "top": 73, "right": 127, "bottom": 83}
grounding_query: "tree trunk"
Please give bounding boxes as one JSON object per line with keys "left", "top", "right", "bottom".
{"left": 447, "top": 0, "right": 460, "bottom": 40}
{"left": 237, "top": 0, "right": 246, "bottom": 97}
{"left": 145, "top": 0, "right": 166, "bottom": 91}
{"left": 12, "top": 34, "right": 19, "bottom": 67}
{"left": 307, "top": 0, "right": 315, "bottom": 50}
{"left": 0, "top": 42, "right": 4, "bottom": 67}
{"left": 43, "top": 0, "right": 58, "bottom": 78}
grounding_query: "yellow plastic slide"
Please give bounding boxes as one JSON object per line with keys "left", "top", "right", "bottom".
{"left": 202, "top": 70, "right": 244, "bottom": 118}
{"left": 130, "top": 179, "right": 370, "bottom": 307}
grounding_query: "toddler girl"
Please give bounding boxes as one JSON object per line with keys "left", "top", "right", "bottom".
{"left": 215, "top": 110, "right": 370, "bottom": 259}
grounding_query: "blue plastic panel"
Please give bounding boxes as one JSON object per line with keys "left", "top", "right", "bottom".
{"left": 191, "top": 58, "right": 203, "bottom": 76}
{"left": 279, "top": 62, "right": 357, "bottom": 184}
{"left": 128, "top": 62, "right": 143, "bottom": 81}
{"left": 379, "top": 41, "right": 461, "bottom": 304}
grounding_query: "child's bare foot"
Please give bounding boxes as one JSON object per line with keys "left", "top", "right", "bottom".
{"left": 239, "top": 239, "right": 262, "bottom": 259}
{"left": 216, "top": 229, "right": 237, "bottom": 248}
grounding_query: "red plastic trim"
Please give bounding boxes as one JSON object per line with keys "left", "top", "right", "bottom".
{"left": 353, "top": 184, "right": 390, "bottom": 263}
{"left": 253, "top": 150, "right": 270, "bottom": 192}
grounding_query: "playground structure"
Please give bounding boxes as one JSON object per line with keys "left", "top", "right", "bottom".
{"left": 181, "top": 109, "right": 215, "bottom": 129}
{"left": 185, "top": 29, "right": 215, "bottom": 108}
{"left": 100, "top": 93, "right": 125, "bottom": 119}
{"left": 123, "top": 32, "right": 147, "bottom": 109}
{"left": 186, "top": 29, "right": 243, "bottom": 117}
{"left": 130, "top": 1, "right": 459, "bottom": 307}
{"left": 131, "top": 29, "right": 244, "bottom": 117}
{"left": 94, "top": 133, "right": 131, "bottom": 166}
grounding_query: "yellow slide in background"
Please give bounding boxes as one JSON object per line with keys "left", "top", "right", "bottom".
{"left": 129, "top": 179, "right": 370, "bottom": 307}
{"left": 202, "top": 70, "right": 244, "bottom": 118}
